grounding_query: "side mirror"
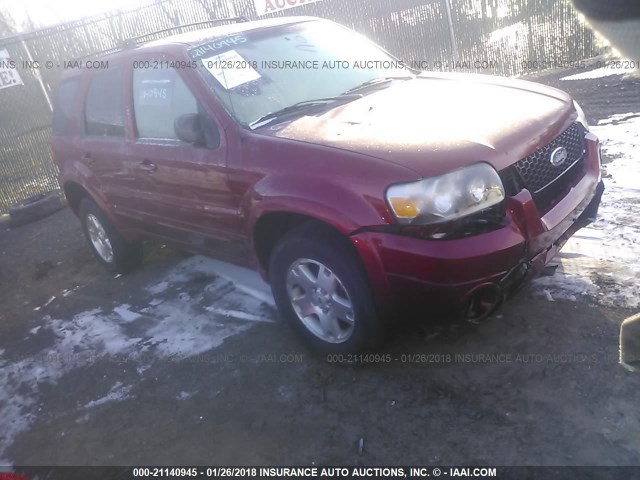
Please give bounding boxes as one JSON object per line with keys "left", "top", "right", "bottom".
{"left": 174, "top": 113, "right": 205, "bottom": 146}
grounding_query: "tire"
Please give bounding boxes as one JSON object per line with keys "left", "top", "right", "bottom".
{"left": 79, "top": 198, "right": 143, "bottom": 274}
{"left": 9, "top": 190, "right": 66, "bottom": 226}
{"left": 269, "top": 222, "right": 384, "bottom": 354}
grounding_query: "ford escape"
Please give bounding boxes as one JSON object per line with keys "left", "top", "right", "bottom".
{"left": 50, "top": 17, "right": 604, "bottom": 353}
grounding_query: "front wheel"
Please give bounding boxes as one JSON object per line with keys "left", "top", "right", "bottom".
{"left": 79, "top": 198, "right": 143, "bottom": 274}
{"left": 269, "top": 223, "right": 384, "bottom": 354}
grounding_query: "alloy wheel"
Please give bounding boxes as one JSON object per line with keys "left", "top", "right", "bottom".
{"left": 285, "top": 258, "right": 355, "bottom": 343}
{"left": 86, "top": 213, "right": 114, "bottom": 263}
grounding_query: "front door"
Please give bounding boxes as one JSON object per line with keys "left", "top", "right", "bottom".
{"left": 120, "top": 55, "right": 242, "bottom": 246}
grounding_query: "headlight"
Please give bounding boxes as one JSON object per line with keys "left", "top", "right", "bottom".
{"left": 386, "top": 163, "right": 505, "bottom": 225}
{"left": 573, "top": 100, "right": 589, "bottom": 129}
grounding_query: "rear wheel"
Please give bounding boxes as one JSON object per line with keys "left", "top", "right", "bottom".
{"left": 79, "top": 198, "right": 142, "bottom": 274}
{"left": 269, "top": 223, "right": 383, "bottom": 354}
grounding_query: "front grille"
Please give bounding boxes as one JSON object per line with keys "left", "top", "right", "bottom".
{"left": 515, "top": 123, "right": 586, "bottom": 193}
{"left": 500, "top": 122, "right": 588, "bottom": 212}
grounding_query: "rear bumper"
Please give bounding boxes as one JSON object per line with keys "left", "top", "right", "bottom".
{"left": 350, "top": 133, "right": 604, "bottom": 320}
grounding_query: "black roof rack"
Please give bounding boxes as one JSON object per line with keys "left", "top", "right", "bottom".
{"left": 77, "top": 16, "right": 250, "bottom": 60}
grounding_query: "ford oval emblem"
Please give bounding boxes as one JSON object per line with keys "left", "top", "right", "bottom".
{"left": 550, "top": 147, "right": 568, "bottom": 167}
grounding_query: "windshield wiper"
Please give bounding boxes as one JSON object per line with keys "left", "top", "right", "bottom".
{"left": 341, "top": 75, "right": 414, "bottom": 95}
{"left": 249, "top": 94, "right": 363, "bottom": 129}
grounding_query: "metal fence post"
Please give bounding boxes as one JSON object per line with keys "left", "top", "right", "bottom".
{"left": 20, "top": 37, "right": 53, "bottom": 112}
{"left": 443, "top": 0, "right": 458, "bottom": 61}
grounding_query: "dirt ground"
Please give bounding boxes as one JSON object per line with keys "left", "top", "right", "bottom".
{"left": 1, "top": 64, "right": 639, "bottom": 469}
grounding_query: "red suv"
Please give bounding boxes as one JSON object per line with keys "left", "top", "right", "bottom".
{"left": 50, "top": 17, "right": 604, "bottom": 353}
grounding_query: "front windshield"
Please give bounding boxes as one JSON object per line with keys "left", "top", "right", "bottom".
{"left": 189, "top": 20, "right": 412, "bottom": 126}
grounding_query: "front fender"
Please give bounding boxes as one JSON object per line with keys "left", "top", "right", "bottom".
{"left": 244, "top": 174, "right": 393, "bottom": 235}
{"left": 244, "top": 174, "right": 394, "bottom": 315}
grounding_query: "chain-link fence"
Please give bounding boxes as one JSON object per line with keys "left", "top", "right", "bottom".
{"left": 0, "top": 0, "right": 605, "bottom": 214}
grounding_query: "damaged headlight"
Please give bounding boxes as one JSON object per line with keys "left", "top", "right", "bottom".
{"left": 386, "top": 163, "right": 505, "bottom": 225}
{"left": 574, "top": 100, "right": 589, "bottom": 129}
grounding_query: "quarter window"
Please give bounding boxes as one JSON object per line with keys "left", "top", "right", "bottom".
{"left": 133, "top": 66, "right": 198, "bottom": 140}
{"left": 52, "top": 77, "right": 81, "bottom": 136}
{"left": 84, "top": 68, "right": 125, "bottom": 137}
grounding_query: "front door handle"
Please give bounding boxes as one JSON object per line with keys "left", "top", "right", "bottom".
{"left": 139, "top": 160, "right": 157, "bottom": 174}
{"left": 82, "top": 152, "right": 94, "bottom": 164}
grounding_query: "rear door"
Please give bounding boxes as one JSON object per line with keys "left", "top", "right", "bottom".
{"left": 79, "top": 65, "right": 130, "bottom": 212}
{"left": 121, "top": 54, "right": 241, "bottom": 245}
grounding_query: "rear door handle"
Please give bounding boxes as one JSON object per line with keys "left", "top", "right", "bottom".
{"left": 82, "top": 153, "right": 94, "bottom": 164}
{"left": 139, "top": 160, "right": 157, "bottom": 173}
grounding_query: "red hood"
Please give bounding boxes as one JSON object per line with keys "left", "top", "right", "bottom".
{"left": 255, "top": 72, "right": 577, "bottom": 177}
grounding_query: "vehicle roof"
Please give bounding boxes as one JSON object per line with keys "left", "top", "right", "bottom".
{"left": 145, "top": 16, "right": 319, "bottom": 48}
{"left": 94, "top": 16, "right": 319, "bottom": 61}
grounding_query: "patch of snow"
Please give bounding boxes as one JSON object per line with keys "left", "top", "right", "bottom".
{"left": 0, "top": 373, "right": 35, "bottom": 465}
{"left": 175, "top": 256, "right": 274, "bottom": 306}
{"left": 621, "top": 362, "right": 638, "bottom": 372}
{"left": 0, "top": 256, "right": 276, "bottom": 464}
{"left": 205, "top": 307, "right": 273, "bottom": 323}
{"left": 113, "top": 305, "right": 141, "bottom": 323}
{"left": 147, "top": 280, "right": 170, "bottom": 295}
{"left": 206, "top": 258, "right": 274, "bottom": 305}
{"left": 176, "top": 391, "right": 195, "bottom": 400}
{"left": 533, "top": 113, "right": 640, "bottom": 308}
{"left": 33, "top": 296, "right": 55, "bottom": 311}
{"left": 233, "top": 284, "right": 275, "bottom": 307}
{"left": 75, "top": 413, "right": 90, "bottom": 424}
{"left": 139, "top": 299, "right": 254, "bottom": 358}
{"left": 53, "top": 308, "right": 140, "bottom": 358}
{"left": 84, "top": 382, "right": 132, "bottom": 409}
{"left": 561, "top": 66, "right": 636, "bottom": 81}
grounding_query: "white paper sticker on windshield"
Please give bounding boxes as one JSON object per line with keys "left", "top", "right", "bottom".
{"left": 201, "top": 50, "right": 261, "bottom": 90}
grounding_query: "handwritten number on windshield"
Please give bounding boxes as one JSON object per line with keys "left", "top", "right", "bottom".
{"left": 285, "top": 35, "right": 317, "bottom": 53}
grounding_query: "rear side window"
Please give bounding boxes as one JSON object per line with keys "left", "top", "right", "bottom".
{"left": 85, "top": 68, "right": 124, "bottom": 137}
{"left": 133, "top": 67, "right": 198, "bottom": 140}
{"left": 52, "top": 77, "right": 81, "bottom": 136}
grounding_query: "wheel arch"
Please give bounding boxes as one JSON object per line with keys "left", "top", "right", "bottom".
{"left": 253, "top": 211, "right": 353, "bottom": 278}
{"left": 63, "top": 181, "right": 91, "bottom": 215}
{"left": 62, "top": 180, "right": 137, "bottom": 242}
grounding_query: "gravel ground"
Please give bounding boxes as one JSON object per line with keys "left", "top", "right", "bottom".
{"left": 0, "top": 64, "right": 639, "bottom": 471}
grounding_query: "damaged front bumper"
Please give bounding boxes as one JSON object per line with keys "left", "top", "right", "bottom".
{"left": 500, "top": 179, "right": 604, "bottom": 300}
{"left": 350, "top": 133, "right": 604, "bottom": 322}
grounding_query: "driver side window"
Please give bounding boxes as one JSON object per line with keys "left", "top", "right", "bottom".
{"left": 133, "top": 66, "right": 198, "bottom": 141}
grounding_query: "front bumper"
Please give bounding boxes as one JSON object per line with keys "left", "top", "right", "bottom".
{"left": 350, "top": 133, "right": 604, "bottom": 320}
